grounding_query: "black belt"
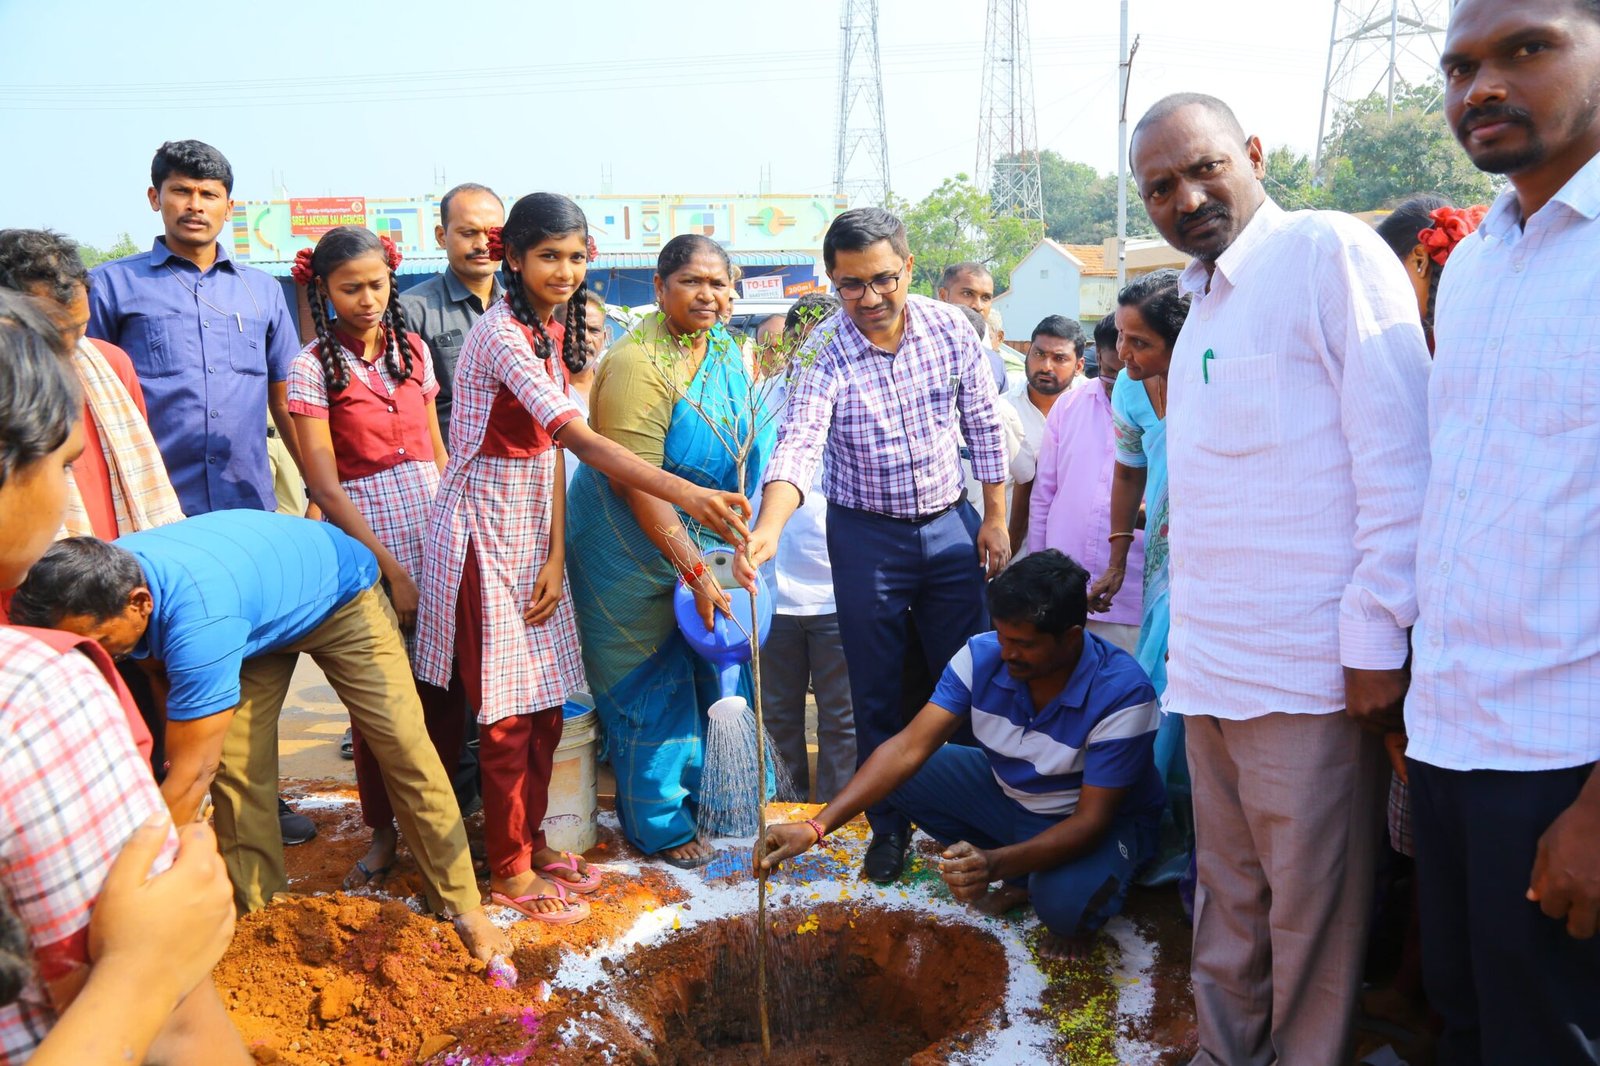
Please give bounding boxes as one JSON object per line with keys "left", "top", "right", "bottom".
{"left": 834, "top": 500, "right": 960, "bottom": 525}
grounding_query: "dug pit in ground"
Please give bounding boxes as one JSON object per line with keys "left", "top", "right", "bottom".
{"left": 559, "top": 903, "right": 1009, "bottom": 1065}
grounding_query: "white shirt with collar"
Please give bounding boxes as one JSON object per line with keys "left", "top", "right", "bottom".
{"left": 1163, "top": 198, "right": 1433, "bottom": 720}
{"left": 1407, "top": 156, "right": 1600, "bottom": 772}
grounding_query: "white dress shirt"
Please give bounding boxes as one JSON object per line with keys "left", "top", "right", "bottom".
{"left": 768, "top": 381, "right": 836, "bottom": 615}
{"left": 1407, "top": 156, "right": 1600, "bottom": 772}
{"left": 1164, "top": 199, "right": 1433, "bottom": 720}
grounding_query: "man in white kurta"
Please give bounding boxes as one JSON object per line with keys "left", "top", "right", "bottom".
{"left": 1404, "top": 2, "right": 1600, "bottom": 1062}
{"left": 1131, "top": 93, "right": 1432, "bottom": 1066}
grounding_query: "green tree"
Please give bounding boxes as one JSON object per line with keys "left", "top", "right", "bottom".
{"left": 1033, "top": 149, "right": 1153, "bottom": 244}
{"left": 1318, "top": 81, "right": 1500, "bottom": 212}
{"left": 1263, "top": 145, "right": 1330, "bottom": 211}
{"left": 77, "top": 232, "right": 139, "bottom": 267}
{"left": 895, "top": 174, "right": 1040, "bottom": 295}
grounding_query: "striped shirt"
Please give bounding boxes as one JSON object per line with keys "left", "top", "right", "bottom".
{"left": 1407, "top": 153, "right": 1600, "bottom": 772}
{"left": 1163, "top": 199, "right": 1433, "bottom": 720}
{"left": 763, "top": 295, "right": 1006, "bottom": 519}
{"left": 929, "top": 631, "right": 1164, "bottom": 818}
{"left": 0, "top": 628, "right": 174, "bottom": 1063}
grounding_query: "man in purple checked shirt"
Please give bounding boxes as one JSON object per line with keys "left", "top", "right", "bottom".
{"left": 739, "top": 207, "right": 1009, "bottom": 885}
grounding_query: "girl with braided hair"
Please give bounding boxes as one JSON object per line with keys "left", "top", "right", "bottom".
{"left": 285, "top": 225, "right": 464, "bottom": 891}
{"left": 1376, "top": 195, "right": 1486, "bottom": 355}
{"left": 414, "top": 194, "right": 751, "bottom": 921}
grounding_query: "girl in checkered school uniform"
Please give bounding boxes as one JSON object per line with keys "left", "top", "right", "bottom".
{"left": 414, "top": 193, "right": 750, "bottom": 924}
{"left": 285, "top": 225, "right": 464, "bottom": 891}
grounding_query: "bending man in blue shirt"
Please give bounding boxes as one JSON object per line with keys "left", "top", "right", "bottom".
{"left": 759, "top": 549, "right": 1163, "bottom": 959}
{"left": 12, "top": 510, "right": 511, "bottom": 966}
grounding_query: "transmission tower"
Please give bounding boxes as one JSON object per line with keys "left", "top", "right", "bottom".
{"left": 1315, "top": 0, "right": 1448, "bottom": 169}
{"left": 834, "top": 0, "right": 891, "bottom": 209}
{"left": 977, "top": 0, "right": 1044, "bottom": 225}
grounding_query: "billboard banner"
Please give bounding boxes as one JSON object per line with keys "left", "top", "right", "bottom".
{"left": 289, "top": 197, "right": 367, "bottom": 237}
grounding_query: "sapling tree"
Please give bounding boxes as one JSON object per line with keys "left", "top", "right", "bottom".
{"left": 624, "top": 302, "right": 833, "bottom": 1058}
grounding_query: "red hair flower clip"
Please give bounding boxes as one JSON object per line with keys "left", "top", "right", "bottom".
{"left": 379, "top": 235, "right": 403, "bottom": 271}
{"left": 1417, "top": 204, "right": 1488, "bottom": 266}
{"left": 290, "top": 247, "right": 316, "bottom": 286}
{"left": 586, "top": 235, "right": 599, "bottom": 263}
{"left": 486, "top": 226, "right": 504, "bottom": 262}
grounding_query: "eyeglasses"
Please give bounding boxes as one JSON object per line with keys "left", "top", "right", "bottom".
{"left": 835, "top": 272, "right": 903, "bottom": 301}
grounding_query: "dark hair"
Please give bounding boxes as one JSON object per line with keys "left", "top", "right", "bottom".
{"left": 0, "top": 292, "right": 79, "bottom": 490}
{"left": 1093, "top": 311, "right": 1119, "bottom": 354}
{"left": 150, "top": 139, "right": 233, "bottom": 194}
{"left": 823, "top": 207, "right": 910, "bottom": 271}
{"left": 987, "top": 550, "right": 1090, "bottom": 635}
{"left": 657, "top": 234, "right": 732, "bottom": 284}
{"left": 957, "top": 304, "right": 988, "bottom": 341}
{"left": 0, "top": 229, "right": 89, "bottom": 306}
{"left": 1376, "top": 193, "right": 1452, "bottom": 258}
{"left": 0, "top": 893, "right": 28, "bottom": 1008}
{"left": 1132, "top": 93, "right": 1247, "bottom": 159}
{"left": 1117, "top": 269, "right": 1191, "bottom": 350}
{"left": 438, "top": 182, "right": 500, "bottom": 228}
{"left": 939, "top": 261, "right": 992, "bottom": 290}
{"left": 9, "top": 538, "right": 147, "bottom": 628}
{"left": 500, "top": 193, "right": 592, "bottom": 376}
{"left": 785, "top": 291, "right": 841, "bottom": 335}
{"left": 1031, "top": 314, "right": 1085, "bottom": 353}
{"left": 303, "top": 226, "right": 412, "bottom": 393}
{"left": 1376, "top": 193, "right": 1452, "bottom": 340}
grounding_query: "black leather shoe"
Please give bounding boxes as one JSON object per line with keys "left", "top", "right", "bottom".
{"left": 862, "top": 830, "right": 910, "bottom": 884}
{"left": 279, "top": 797, "right": 317, "bottom": 846}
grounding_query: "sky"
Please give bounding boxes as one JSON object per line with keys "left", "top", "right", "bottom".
{"left": 0, "top": 0, "right": 1450, "bottom": 248}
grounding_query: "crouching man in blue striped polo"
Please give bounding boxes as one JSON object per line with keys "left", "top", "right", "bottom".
{"left": 758, "top": 549, "right": 1162, "bottom": 959}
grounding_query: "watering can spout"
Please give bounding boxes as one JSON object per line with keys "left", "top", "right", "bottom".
{"left": 717, "top": 662, "right": 743, "bottom": 702}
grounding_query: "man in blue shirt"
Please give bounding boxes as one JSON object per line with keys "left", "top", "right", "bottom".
{"left": 87, "top": 140, "right": 304, "bottom": 517}
{"left": 11, "top": 511, "right": 512, "bottom": 966}
{"left": 759, "top": 549, "right": 1162, "bottom": 959}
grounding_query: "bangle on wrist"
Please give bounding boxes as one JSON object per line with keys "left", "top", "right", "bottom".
{"left": 803, "top": 818, "right": 827, "bottom": 845}
{"left": 1108, "top": 531, "right": 1135, "bottom": 543}
{"left": 678, "top": 560, "right": 707, "bottom": 585}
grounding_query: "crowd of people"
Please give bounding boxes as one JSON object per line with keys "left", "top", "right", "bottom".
{"left": 0, "top": 0, "right": 1596, "bottom": 1062}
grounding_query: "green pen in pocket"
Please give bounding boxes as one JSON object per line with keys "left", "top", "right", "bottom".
{"left": 1202, "top": 348, "right": 1215, "bottom": 383}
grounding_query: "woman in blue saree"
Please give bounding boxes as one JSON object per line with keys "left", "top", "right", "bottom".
{"left": 1089, "top": 269, "right": 1192, "bottom": 889}
{"left": 566, "top": 235, "right": 773, "bottom": 865}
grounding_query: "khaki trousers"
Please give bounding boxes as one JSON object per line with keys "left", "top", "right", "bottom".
{"left": 212, "top": 584, "right": 478, "bottom": 916}
{"left": 1186, "top": 710, "right": 1386, "bottom": 1066}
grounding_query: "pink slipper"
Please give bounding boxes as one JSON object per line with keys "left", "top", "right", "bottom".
{"left": 489, "top": 885, "right": 590, "bottom": 925}
{"left": 536, "top": 852, "right": 604, "bottom": 894}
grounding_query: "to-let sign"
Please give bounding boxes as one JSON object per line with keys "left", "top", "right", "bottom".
{"left": 290, "top": 197, "right": 367, "bottom": 237}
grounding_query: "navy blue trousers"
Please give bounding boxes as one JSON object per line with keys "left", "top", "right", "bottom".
{"left": 827, "top": 501, "right": 988, "bottom": 837}
{"left": 889, "top": 744, "right": 1155, "bottom": 935}
{"left": 1409, "top": 759, "right": 1600, "bottom": 1066}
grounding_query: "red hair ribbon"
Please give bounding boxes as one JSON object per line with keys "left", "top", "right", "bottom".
{"left": 378, "top": 235, "right": 403, "bottom": 271}
{"left": 486, "top": 226, "right": 504, "bottom": 262}
{"left": 1417, "top": 204, "right": 1488, "bottom": 266}
{"left": 290, "top": 247, "right": 316, "bottom": 286}
{"left": 586, "top": 235, "right": 598, "bottom": 263}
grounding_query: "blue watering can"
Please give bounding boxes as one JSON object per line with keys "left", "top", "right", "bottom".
{"left": 672, "top": 546, "right": 773, "bottom": 700}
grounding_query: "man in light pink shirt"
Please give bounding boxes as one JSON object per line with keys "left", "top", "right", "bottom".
{"left": 1028, "top": 312, "right": 1144, "bottom": 656}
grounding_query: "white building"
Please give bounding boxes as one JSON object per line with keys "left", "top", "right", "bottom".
{"left": 994, "top": 236, "right": 1189, "bottom": 339}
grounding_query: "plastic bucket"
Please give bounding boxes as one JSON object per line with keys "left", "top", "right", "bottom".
{"left": 540, "top": 692, "right": 598, "bottom": 854}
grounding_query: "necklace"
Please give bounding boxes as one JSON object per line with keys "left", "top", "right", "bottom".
{"left": 1147, "top": 376, "right": 1167, "bottom": 420}
{"left": 163, "top": 263, "right": 262, "bottom": 332}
